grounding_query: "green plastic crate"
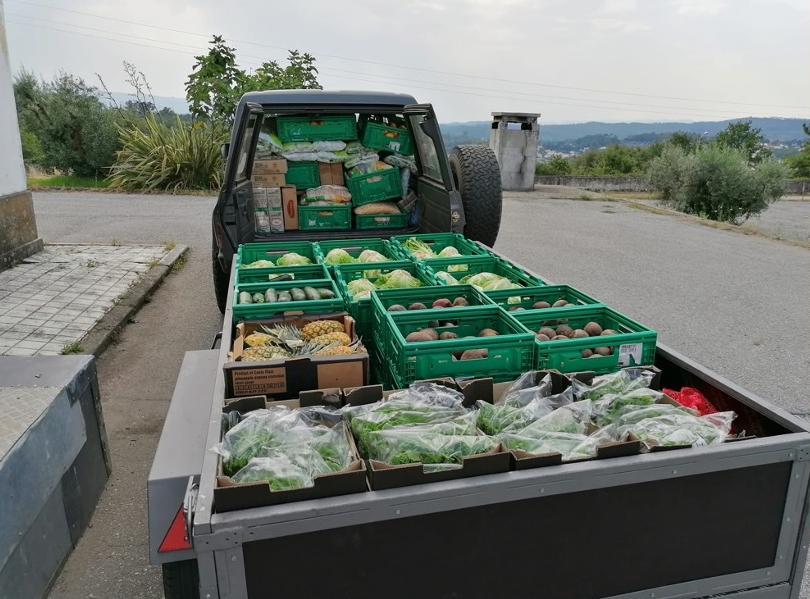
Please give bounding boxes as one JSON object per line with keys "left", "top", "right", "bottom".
{"left": 237, "top": 241, "right": 319, "bottom": 268}
{"left": 487, "top": 285, "right": 603, "bottom": 313}
{"left": 298, "top": 204, "right": 352, "bottom": 231}
{"left": 384, "top": 305, "right": 535, "bottom": 386}
{"left": 314, "top": 238, "right": 400, "bottom": 267}
{"left": 369, "top": 285, "right": 494, "bottom": 359}
{"left": 390, "top": 233, "right": 489, "bottom": 261}
{"left": 355, "top": 211, "right": 409, "bottom": 230}
{"left": 285, "top": 161, "right": 320, "bottom": 189}
{"left": 235, "top": 263, "right": 329, "bottom": 286}
{"left": 345, "top": 167, "right": 402, "bottom": 206}
{"left": 359, "top": 116, "right": 414, "bottom": 155}
{"left": 420, "top": 255, "right": 545, "bottom": 289}
{"left": 333, "top": 261, "right": 433, "bottom": 342}
{"left": 232, "top": 278, "right": 343, "bottom": 321}
{"left": 276, "top": 115, "right": 358, "bottom": 143}
{"left": 512, "top": 306, "right": 657, "bottom": 375}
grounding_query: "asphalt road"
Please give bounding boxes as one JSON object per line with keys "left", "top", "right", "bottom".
{"left": 31, "top": 190, "right": 809, "bottom": 598}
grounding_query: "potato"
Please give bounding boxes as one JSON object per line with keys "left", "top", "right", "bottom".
{"left": 478, "top": 328, "right": 499, "bottom": 337}
{"left": 460, "top": 349, "right": 489, "bottom": 360}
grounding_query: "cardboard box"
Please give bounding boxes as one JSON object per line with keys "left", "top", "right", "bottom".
{"left": 214, "top": 394, "right": 368, "bottom": 512}
{"left": 265, "top": 187, "right": 284, "bottom": 233}
{"left": 281, "top": 185, "right": 298, "bottom": 230}
{"left": 316, "top": 162, "right": 345, "bottom": 187}
{"left": 225, "top": 314, "right": 369, "bottom": 398}
{"left": 252, "top": 173, "right": 286, "bottom": 187}
{"left": 253, "top": 158, "right": 288, "bottom": 175}
{"left": 330, "top": 163, "right": 345, "bottom": 186}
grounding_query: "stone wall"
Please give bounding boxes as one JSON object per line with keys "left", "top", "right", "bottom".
{"left": 535, "top": 175, "right": 810, "bottom": 195}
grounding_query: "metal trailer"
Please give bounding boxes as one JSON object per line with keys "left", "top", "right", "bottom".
{"left": 148, "top": 256, "right": 810, "bottom": 599}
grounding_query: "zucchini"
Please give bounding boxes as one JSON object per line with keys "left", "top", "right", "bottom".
{"left": 269, "top": 274, "right": 293, "bottom": 282}
{"left": 290, "top": 287, "right": 306, "bottom": 301}
{"left": 264, "top": 288, "right": 278, "bottom": 303}
{"left": 303, "top": 286, "right": 321, "bottom": 301}
{"left": 278, "top": 291, "right": 292, "bottom": 302}
{"left": 238, "top": 291, "right": 253, "bottom": 304}
{"left": 315, "top": 288, "right": 336, "bottom": 299}
{"left": 252, "top": 292, "right": 265, "bottom": 304}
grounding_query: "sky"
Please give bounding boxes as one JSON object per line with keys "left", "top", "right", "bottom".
{"left": 3, "top": 0, "right": 809, "bottom": 124}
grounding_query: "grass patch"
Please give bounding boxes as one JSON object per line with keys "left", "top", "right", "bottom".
{"left": 61, "top": 342, "right": 84, "bottom": 355}
{"left": 163, "top": 240, "right": 177, "bottom": 251}
{"left": 28, "top": 175, "right": 111, "bottom": 188}
{"left": 170, "top": 252, "right": 188, "bottom": 273}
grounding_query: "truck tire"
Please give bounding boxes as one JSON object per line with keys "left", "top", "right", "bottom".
{"left": 448, "top": 145, "right": 502, "bottom": 247}
{"left": 162, "top": 560, "right": 199, "bottom": 599}
{"left": 212, "top": 239, "right": 229, "bottom": 314}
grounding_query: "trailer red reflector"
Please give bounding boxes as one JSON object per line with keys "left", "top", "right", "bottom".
{"left": 159, "top": 507, "right": 192, "bottom": 552}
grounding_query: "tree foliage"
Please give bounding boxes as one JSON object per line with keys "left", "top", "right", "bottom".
{"left": 185, "top": 36, "right": 321, "bottom": 124}
{"left": 648, "top": 144, "right": 786, "bottom": 224}
{"left": 711, "top": 120, "right": 772, "bottom": 165}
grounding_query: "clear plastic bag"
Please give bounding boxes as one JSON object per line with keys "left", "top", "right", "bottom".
{"left": 617, "top": 404, "right": 736, "bottom": 448}
{"left": 303, "top": 185, "right": 352, "bottom": 204}
{"left": 345, "top": 152, "right": 379, "bottom": 171}
{"left": 315, "top": 150, "right": 349, "bottom": 163}
{"left": 498, "top": 430, "right": 587, "bottom": 458}
{"left": 592, "top": 388, "right": 665, "bottom": 426}
{"left": 311, "top": 140, "right": 346, "bottom": 152}
{"left": 384, "top": 154, "right": 417, "bottom": 174}
{"left": 353, "top": 201, "right": 400, "bottom": 215}
{"left": 517, "top": 400, "right": 593, "bottom": 437}
{"left": 256, "top": 132, "right": 285, "bottom": 157}
{"left": 477, "top": 399, "right": 554, "bottom": 435}
{"left": 365, "top": 428, "right": 496, "bottom": 467}
{"left": 499, "top": 372, "right": 554, "bottom": 405}
{"left": 572, "top": 369, "right": 656, "bottom": 401}
{"left": 281, "top": 151, "right": 319, "bottom": 162}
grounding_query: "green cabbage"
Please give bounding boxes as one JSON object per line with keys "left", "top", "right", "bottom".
{"left": 401, "top": 237, "right": 436, "bottom": 259}
{"left": 438, "top": 246, "right": 461, "bottom": 257}
{"left": 325, "top": 248, "right": 355, "bottom": 265}
{"left": 275, "top": 252, "right": 312, "bottom": 266}
{"left": 375, "top": 269, "right": 422, "bottom": 289}
{"left": 460, "top": 272, "right": 521, "bottom": 291}
{"left": 357, "top": 249, "right": 388, "bottom": 263}
{"left": 243, "top": 259, "right": 275, "bottom": 268}
{"left": 347, "top": 278, "right": 376, "bottom": 299}
{"left": 434, "top": 271, "right": 459, "bottom": 285}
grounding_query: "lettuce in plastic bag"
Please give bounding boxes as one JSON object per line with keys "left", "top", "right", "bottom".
{"left": 325, "top": 248, "right": 355, "bottom": 265}
{"left": 572, "top": 369, "right": 655, "bottom": 401}
{"left": 592, "top": 388, "right": 664, "bottom": 426}
{"left": 616, "top": 404, "right": 735, "bottom": 448}
{"left": 366, "top": 428, "right": 496, "bottom": 467}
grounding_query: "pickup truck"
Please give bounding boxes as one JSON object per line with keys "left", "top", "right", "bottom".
{"left": 149, "top": 89, "right": 810, "bottom": 599}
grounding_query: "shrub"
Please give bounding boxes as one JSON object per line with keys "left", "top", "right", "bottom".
{"left": 109, "top": 117, "right": 228, "bottom": 192}
{"left": 648, "top": 145, "right": 787, "bottom": 224}
{"left": 536, "top": 155, "right": 572, "bottom": 176}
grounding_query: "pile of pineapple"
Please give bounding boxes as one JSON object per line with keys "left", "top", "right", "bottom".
{"left": 241, "top": 320, "right": 362, "bottom": 362}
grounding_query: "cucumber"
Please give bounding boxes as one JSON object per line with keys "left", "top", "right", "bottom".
{"left": 264, "top": 288, "right": 278, "bottom": 303}
{"left": 303, "top": 286, "right": 321, "bottom": 301}
{"left": 252, "top": 293, "right": 265, "bottom": 304}
{"left": 238, "top": 291, "right": 253, "bottom": 304}
{"left": 278, "top": 291, "right": 292, "bottom": 302}
{"left": 290, "top": 287, "right": 306, "bottom": 301}
{"left": 315, "top": 288, "right": 336, "bottom": 299}
{"left": 269, "top": 274, "right": 293, "bottom": 282}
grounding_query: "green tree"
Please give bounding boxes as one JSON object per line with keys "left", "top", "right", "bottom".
{"left": 668, "top": 131, "right": 703, "bottom": 154}
{"left": 783, "top": 123, "right": 810, "bottom": 178}
{"left": 536, "top": 155, "right": 572, "bottom": 175}
{"left": 648, "top": 144, "right": 786, "bottom": 224}
{"left": 185, "top": 36, "right": 320, "bottom": 125}
{"left": 712, "top": 120, "right": 772, "bottom": 165}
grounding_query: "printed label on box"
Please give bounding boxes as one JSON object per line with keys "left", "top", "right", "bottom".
{"left": 232, "top": 367, "right": 287, "bottom": 396}
{"left": 618, "top": 343, "right": 643, "bottom": 367}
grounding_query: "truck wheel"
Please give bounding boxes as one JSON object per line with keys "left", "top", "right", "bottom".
{"left": 212, "top": 239, "right": 229, "bottom": 314}
{"left": 162, "top": 560, "right": 199, "bottom": 599}
{"left": 448, "top": 145, "right": 502, "bottom": 247}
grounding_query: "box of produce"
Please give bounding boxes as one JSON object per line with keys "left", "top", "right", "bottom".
{"left": 225, "top": 314, "right": 369, "bottom": 398}
{"left": 315, "top": 238, "right": 400, "bottom": 270}
{"left": 512, "top": 306, "right": 657, "bottom": 375}
{"left": 333, "top": 261, "right": 433, "bottom": 341}
{"left": 369, "top": 285, "right": 494, "bottom": 359}
{"left": 359, "top": 115, "right": 414, "bottom": 155}
{"left": 342, "top": 381, "right": 510, "bottom": 490}
{"left": 276, "top": 115, "right": 358, "bottom": 143}
{"left": 233, "top": 279, "right": 343, "bottom": 321}
{"left": 383, "top": 305, "right": 535, "bottom": 387}
{"left": 318, "top": 162, "right": 345, "bottom": 186}
{"left": 390, "top": 233, "right": 488, "bottom": 261}
{"left": 237, "top": 241, "right": 319, "bottom": 269}
{"left": 253, "top": 158, "right": 287, "bottom": 174}
{"left": 345, "top": 164, "right": 402, "bottom": 206}
{"left": 236, "top": 262, "right": 328, "bottom": 286}
{"left": 213, "top": 395, "right": 367, "bottom": 511}
{"left": 487, "top": 284, "right": 603, "bottom": 313}
{"left": 298, "top": 204, "right": 352, "bottom": 231}
{"left": 420, "top": 254, "right": 545, "bottom": 290}
{"left": 285, "top": 161, "right": 320, "bottom": 189}
{"left": 355, "top": 211, "right": 409, "bottom": 230}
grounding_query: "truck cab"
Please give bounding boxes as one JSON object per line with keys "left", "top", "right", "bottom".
{"left": 211, "top": 90, "right": 503, "bottom": 312}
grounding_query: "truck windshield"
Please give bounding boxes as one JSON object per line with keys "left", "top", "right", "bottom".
{"left": 408, "top": 113, "right": 443, "bottom": 183}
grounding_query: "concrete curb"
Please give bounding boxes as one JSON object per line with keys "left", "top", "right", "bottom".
{"left": 79, "top": 245, "right": 189, "bottom": 358}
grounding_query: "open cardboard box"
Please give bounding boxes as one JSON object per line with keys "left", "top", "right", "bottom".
{"left": 215, "top": 390, "right": 368, "bottom": 512}
{"left": 225, "top": 313, "right": 369, "bottom": 398}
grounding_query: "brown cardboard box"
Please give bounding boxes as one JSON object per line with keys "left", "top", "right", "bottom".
{"left": 281, "top": 185, "right": 298, "bottom": 230}
{"left": 214, "top": 394, "right": 367, "bottom": 512}
{"left": 253, "top": 158, "right": 288, "bottom": 174}
{"left": 318, "top": 162, "right": 333, "bottom": 186}
{"left": 330, "top": 163, "right": 345, "bottom": 186}
{"left": 225, "top": 314, "right": 369, "bottom": 398}
{"left": 252, "top": 173, "right": 286, "bottom": 187}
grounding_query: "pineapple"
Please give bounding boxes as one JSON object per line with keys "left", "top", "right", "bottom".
{"left": 244, "top": 332, "right": 273, "bottom": 347}
{"left": 314, "top": 345, "right": 357, "bottom": 356}
{"left": 241, "top": 346, "right": 291, "bottom": 362}
{"left": 301, "top": 320, "right": 344, "bottom": 340}
{"left": 260, "top": 324, "right": 303, "bottom": 343}
{"left": 311, "top": 332, "right": 351, "bottom": 347}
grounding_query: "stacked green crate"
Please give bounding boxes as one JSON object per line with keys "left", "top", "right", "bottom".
{"left": 418, "top": 254, "right": 545, "bottom": 289}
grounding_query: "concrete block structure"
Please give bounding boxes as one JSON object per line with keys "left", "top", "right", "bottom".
{"left": 489, "top": 112, "right": 541, "bottom": 191}
{"left": 0, "top": 1, "right": 42, "bottom": 270}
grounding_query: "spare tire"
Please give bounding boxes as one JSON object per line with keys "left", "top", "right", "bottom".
{"left": 448, "top": 145, "right": 502, "bottom": 247}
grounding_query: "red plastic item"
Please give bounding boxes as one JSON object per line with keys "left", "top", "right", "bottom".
{"left": 663, "top": 387, "right": 717, "bottom": 416}
{"left": 158, "top": 507, "right": 192, "bottom": 553}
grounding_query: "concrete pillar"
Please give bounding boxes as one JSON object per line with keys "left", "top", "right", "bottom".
{"left": 489, "top": 112, "right": 541, "bottom": 191}
{"left": 0, "top": 1, "right": 42, "bottom": 270}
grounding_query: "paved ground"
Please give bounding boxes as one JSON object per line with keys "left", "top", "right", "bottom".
{"left": 30, "top": 190, "right": 808, "bottom": 599}
{"left": 0, "top": 245, "right": 165, "bottom": 356}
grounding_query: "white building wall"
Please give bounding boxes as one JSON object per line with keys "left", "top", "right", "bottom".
{"left": 0, "top": 0, "right": 27, "bottom": 198}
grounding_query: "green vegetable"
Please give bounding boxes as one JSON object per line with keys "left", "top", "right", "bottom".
{"left": 476, "top": 398, "right": 554, "bottom": 435}
{"left": 252, "top": 292, "right": 265, "bottom": 304}
{"left": 366, "top": 428, "right": 496, "bottom": 466}
{"left": 438, "top": 246, "right": 461, "bottom": 257}
{"left": 617, "top": 406, "right": 736, "bottom": 448}
{"left": 357, "top": 249, "right": 388, "bottom": 263}
{"left": 401, "top": 237, "right": 435, "bottom": 259}
{"left": 239, "top": 291, "right": 253, "bottom": 305}
{"left": 316, "top": 287, "right": 336, "bottom": 299}
{"left": 460, "top": 272, "right": 521, "bottom": 291}
{"left": 275, "top": 252, "right": 312, "bottom": 266}
{"left": 347, "top": 278, "right": 376, "bottom": 299}
{"left": 592, "top": 388, "right": 663, "bottom": 426}
{"left": 324, "top": 248, "right": 355, "bottom": 265}
{"left": 264, "top": 288, "right": 278, "bottom": 303}
{"left": 303, "top": 286, "right": 320, "bottom": 301}
{"left": 289, "top": 288, "right": 305, "bottom": 301}
{"left": 277, "top": 291, "right": 292, "bottom": 302}
{"left": 374, "top": 269, "right": 422, "bottom": 289}
{"left": 434, "top": 271, "right": 459, "bottom": 285}
{"left": 243, "top": 259, "right": 275, "bottom": 268}
{"left": 573, "top": 370, "right": 656, "bottom": 401}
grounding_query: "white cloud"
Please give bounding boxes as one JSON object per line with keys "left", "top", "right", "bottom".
{"left": 674, "top": 0, "right": 728, "bottom": 16}
{"left": 591, "top": 17, "right": 650, "bottom": 33}
{"left": 599, "top": 0, "right": 637, "bottom": 14}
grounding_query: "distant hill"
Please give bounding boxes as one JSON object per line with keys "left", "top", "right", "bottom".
{"left": 103, "top": 92, "right": 190, "bottom": 115}
{"left": 440, "top": 117, "right": 809, "bottom": 148}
